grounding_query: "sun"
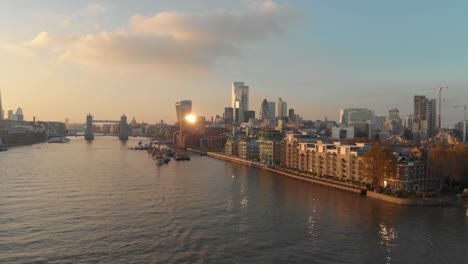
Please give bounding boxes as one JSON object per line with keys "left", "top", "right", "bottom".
{"left": 185, "top": 114, "right": 196, "bottom": 123}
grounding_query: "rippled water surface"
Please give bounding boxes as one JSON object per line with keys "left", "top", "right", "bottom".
{"left": 1, "top": 137, "right": 467, "bottom": 263}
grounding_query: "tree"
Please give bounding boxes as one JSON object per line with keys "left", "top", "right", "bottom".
{"left": 448, "top": 144, "right": 468, "bottom": 189}
{"left": 428, "top": 144, "right": 447, "bottom": 188}
{"left": 430, "top": 144, "right": 468, "bottom": 191}
{"left": 362, "top": 146, "right": 397, "bottom": 189}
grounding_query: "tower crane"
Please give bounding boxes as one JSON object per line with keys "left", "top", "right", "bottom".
{"left": 454, "top": 104, "right": 467, "bottom": 144}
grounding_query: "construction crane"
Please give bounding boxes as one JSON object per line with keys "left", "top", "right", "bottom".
{"left": 454, "top": 104, "right": 467, "bottom": 144}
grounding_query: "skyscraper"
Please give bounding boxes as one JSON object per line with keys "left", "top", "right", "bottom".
{"left": 277, "top": 98, "right": 288, "bottom": 118}
{"left": 0, "top": 89, "right": 3, "bottom": 121}
{"left": 405, "top": 115, "right": 413, "bottom": 129}
{"left": 16, "top": 108, "right": 24, "bottom": 121}
{"left": 412, "top": 95, "right": 436, "bottom": 141}
{"left": 288, "top": 109, "right": 295, "bottom": 122}
{"left": 175, "top": 100, "right": 192, "bottom": 131}
{"left": 388, "top": 109, "right": 401, "bottom": 124}
{"left": 259, "top": 99, "right": 271, "bottom": 121}
{"left": 232, "top": 82, "right": 249, "bottom": 123}
{"left": 374, "top": 115, "right": 386, "bottom": 131}
{"left": 268, "top": 102, "right": 276, "bottom": 120}
{"left": 381, "top": 108, "right": 402, "bottom": 135}
{"left": 224, "top": 107, "right": 234, "bottom": 123}
{"left": 244, "top": 110, "right": 255, "bottom": 123}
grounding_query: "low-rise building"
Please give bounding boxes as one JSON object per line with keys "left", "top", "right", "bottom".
{"left": 200, "top": 136, "right": 226, "bottom": 151}
{"left": 332, "top": 126, "right": 354, "bottom": 140}
{"left": 302, "top": 141, "right": 368, "bottom": 182}
{"left": 281, "top": 134, "right": 370, "bottom": 184}
{"left": 258, "top": 130, "right": 283, "bottom": 166}
{"left": 385, "top": 148, "right": 439, "bottom": 191}
{"left": 224, "top": 136, "right": 239, "bottom": 156}
{"left": 238, "top": 138, "right": 259, "bottom": 161}
{"left": 281, "top": 134, "right": 319, "bottom": 170}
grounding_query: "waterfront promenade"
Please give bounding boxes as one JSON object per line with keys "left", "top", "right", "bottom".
{"left": 207, "top": 152, "right": 452, "bottom": 206}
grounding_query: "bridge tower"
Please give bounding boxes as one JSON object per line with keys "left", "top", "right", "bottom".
{"left": 119, "top": 114, "right": 129, "bottom": 141}
{"left": 85, "top": 113, "right": 94, "bottom": 140}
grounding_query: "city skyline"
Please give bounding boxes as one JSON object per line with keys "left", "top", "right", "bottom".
{"left": 1, "top": 1, "right": 468, "bottom": 125}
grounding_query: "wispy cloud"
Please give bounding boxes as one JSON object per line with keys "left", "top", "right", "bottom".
{"left": 0, "top": 1, "right": 296, "bottom": 74}
{"left": 27, "top": 31, "right": 51, "bottom": 47}
{"left": 85, "top": 3, "right": 105, "bottom": 16}
{"left": 60, "top": 17, "right": 72, "bottom": 27}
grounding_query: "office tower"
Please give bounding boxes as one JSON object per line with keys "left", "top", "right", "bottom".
{"left": 339, "top": 108, "right": 375, "bottom": 138}
{"left": 259, "top": 99, "right": 271, "bottom": 121}
{"left": 288, "top": 109, "right": 295, "bottom": 122}
{"left": 282, "top": 103, "right": 287, "bottom": 119}
{"left": 0, "top": 89, "right": 3, "bottom": 121}
{"left": 175, "top": 100, "right": 192, "bottom": 131}
{"left": 6, "top": 108, "right": 24, "bottom": 121}
{"left": 278, "top": 98, "right": 283, "bottom": 118}
{"left": 382, "top": 109, "right": 402, "bottom": 135}
{"left": 340, "top": 108, "right": 375, "bottom": 126}
{"left": 405, "top": 115, "right": 414, "bottom": 129}
{"left": 16, "top": 108, "right": 24, "bottom": 121}
{"left": 224, "top": 107, "right": 234, "bottom": 123}
{"left": 388, "top": 109, "right": 401, "bottom": 124}
{"left": 348, "top": 109, "right": 374, "bottom": 124}
{"left": 277, "top": 98, "right": 287, "bottom": 118}
{"left": 339, "top": 109, "right": 346, "bottom": 125}
{"left": 244, "top": 110, "right": 255, "bottom": 123}
{"left": 268, "top": 102, "right": 276, "bottom": 120}
{"left": 412, "top": 95, "right": 436, "bottom": 141}
{"left": 232, "top": 82, "right": 249, "bottom": 123}
{"left": 374, "top": 115, "right": 386, "bottom": 131}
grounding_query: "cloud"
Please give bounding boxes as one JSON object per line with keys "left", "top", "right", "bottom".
{"left": 27, "top": 31, "right": 51, "bottom": 47}
{"left": 1, "top": 1, "right": 296, "bottom": 74}
{"left": 85, "top": 3, "right": 105, "bottom": 16}
{"left": 60, "top": 17, "right": 72, "bottom": 27}
{"left": 0, "top": 43, "right": 35, "bottom": 56}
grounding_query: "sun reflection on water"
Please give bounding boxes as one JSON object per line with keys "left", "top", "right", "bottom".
{"left": 379, "top": 223, "right": 398, "bottom": 264}
{"left": 307, "top": 206, "right": 318, "bottom": 246}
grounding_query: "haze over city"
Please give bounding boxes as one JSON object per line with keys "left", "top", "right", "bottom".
{"left": 1, "top": 0, "right": 467, "bottom": 126}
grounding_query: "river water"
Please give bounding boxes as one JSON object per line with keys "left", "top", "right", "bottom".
{"left": 0, "top": 137, "right": 466, "bottom": 263}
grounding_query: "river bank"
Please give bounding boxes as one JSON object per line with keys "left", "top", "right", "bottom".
{"left": 0, "top": 139, "right": 47, "bottom": 148}
{"left": 207, "top": 152, "right": 455, "bottom": 206}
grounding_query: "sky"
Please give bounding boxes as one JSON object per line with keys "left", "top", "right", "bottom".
{"left": 1, "top": 0, "right": 467, "bottom": 126}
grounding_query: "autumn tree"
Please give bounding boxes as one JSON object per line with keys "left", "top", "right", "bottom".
{"left": 430, "top": 144, "right": 468, "bottom": 190}
{"left": 428, "top": 144, "right": 448, "bottom": 187}
{"left": 448, "top": 144, "right": 468, "bottom": 189}
{"left": 362, "top": 146, "right": 397, "bottom": 189}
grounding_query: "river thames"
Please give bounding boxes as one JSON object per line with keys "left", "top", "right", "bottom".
{"left": 0, "top": 137, "right": 467, "bottom": 263}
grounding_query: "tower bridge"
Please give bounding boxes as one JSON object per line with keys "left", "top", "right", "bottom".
{"left": 85, "top": 114, "right": 129, "bottom": 141}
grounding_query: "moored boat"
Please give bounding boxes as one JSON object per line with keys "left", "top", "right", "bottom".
{"left": 48, "top": 137, "right": 71, "bottom": 144}
{"left": 174, "top": 153, "right": 190, "bottom": 161}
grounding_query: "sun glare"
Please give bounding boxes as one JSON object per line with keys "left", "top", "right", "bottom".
{"left": 185, "top": 114, "right": 196, "bottom": 123}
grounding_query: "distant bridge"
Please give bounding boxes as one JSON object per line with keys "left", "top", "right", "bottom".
{"left": 85, "top": 114, "right": 129, "bottom": 141}
{"left": 93, "top": 120, "right": 120, "bottom": 123}
{"left": 71, "top": 133, "right": 119, "bottom": 137}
